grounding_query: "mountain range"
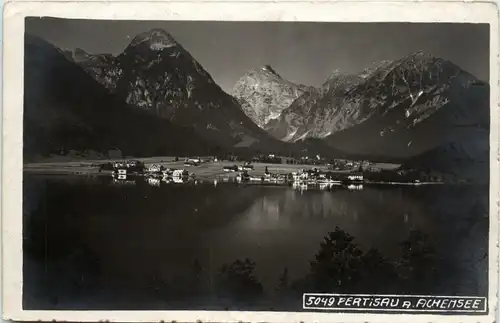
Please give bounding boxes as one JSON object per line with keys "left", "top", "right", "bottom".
{"left": 24, "top": 34, "right": 213, "bottom": 161}
{"left": 255, "top": 53, "right": 488, "bottom": 157}
{"left": 24, "top": 28, "right": 490, "bottom": 181}
{"left": 60, "top": 29, "right": 299, "bottom": 153}
{"left": 230, "top": 51, "right": 489, "bottom": 181}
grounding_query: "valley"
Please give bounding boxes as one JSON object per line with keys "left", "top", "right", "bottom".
{"left": 24, "top": 28, "right": 490, "bottom": 185}
{"left": 21, "top": 20, "right": 491, "bottom": 312}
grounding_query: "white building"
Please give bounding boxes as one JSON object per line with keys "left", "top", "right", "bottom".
{"left": 172, "top": 169, "right": 186, "bottom": 177}
{"left": 147, "top": 177, "right": 161, "bottom": 187}
{"left": 148, "top": 164, "right": 163, "bottom": 173}
{"left": 188, "top": 158, "right": 202, "bottom": 163}
{"left": 126, "top": 160, "right": 140, "bottom": 168}
{"left": 113, "top": 161, "right": 125, "bottom": 169}
{"left": 347, "top": 174, "right": 364, "bottom": 181}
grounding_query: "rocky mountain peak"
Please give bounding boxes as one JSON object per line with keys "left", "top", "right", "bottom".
{"left": 232, "top": 65, "right": 313, "bottom": 128}
{"left": 261, "top": 65, "right": 281, "bottom": 78}
{"left": 327, "top": 69, "right": 342, "bottom": 79}
{"left": 129, "top": 28, "right": 178, "bottom": 50}
{"left": 243, "top": 65, "right": 283, "bottom": 81}
{"left": 411, "top": 49, "right": 433, "bottom": 59}
{"left": 398, "top": 50, "right": 448, "bottom": 72}
{"left": 322, "top": 69, "right": 362, "bottom": 91}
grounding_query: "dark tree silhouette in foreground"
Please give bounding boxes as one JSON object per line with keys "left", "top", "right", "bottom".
{"left": 397, "top": 230, "right": 439, "bottom": 294}
{"left": 274, "top": 267, "right": 291, "bottom": 305}
{"left": 307, "top": 227, "right": 364, "bottom": 293}
{"left": 358, "top": 248, "right": 399, "bottom": 293}
{"left": 216, "top": 258, "right": 263, "bottom": 304}
{"left": 291, "top": 227, "right": 438, "bottom": 296}
{"left": 276, "top": 267, "right": 290, "bottom": 294}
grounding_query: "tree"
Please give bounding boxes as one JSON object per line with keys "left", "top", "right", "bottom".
{"left": 276, "top": 267, "right": 289, "bottom": 294}
{"left": 358, "top": 249, "right": 399, "bottom": 293}
{"left": 215, "top": 258, "right": 263, "bottom": 304}
{"left": 308, "top": 227, "right": 364, "bottom": 293}
{"left": 396, "top": 230, "right": 438, "bottom": 294}
{"left": 274, "top": 267, "right": 297, "bottom": 308}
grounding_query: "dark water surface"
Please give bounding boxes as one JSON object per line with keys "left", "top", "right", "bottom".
{"left": 22, "top": 174, "right": 489, "bottom": 310}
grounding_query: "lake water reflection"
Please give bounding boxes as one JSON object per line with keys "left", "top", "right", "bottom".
{"left": 22, "top": 175, "right": 489, "bottom": 310}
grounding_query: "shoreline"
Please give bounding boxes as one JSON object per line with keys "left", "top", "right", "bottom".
{"left": 22, "top": 168, "right": 451, "bottom": 186}
{"left": 23, "top": 161, "right": 476, "bottom": 186}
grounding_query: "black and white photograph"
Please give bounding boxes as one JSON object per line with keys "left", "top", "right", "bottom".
{"left": 2, "top": 1, "right": 499, "bottom": 321}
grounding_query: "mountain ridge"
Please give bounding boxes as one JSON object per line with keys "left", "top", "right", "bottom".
{"left": 24, "top": 34, "right": 213, "bottom": 161}
{"left": 68, "top": 29, "right": 289, "bottom": 153}
{"left": 26, "top": 31, "right": 489, "bottom": 174}
{"left": 263, "top": 51, "right": 488, "bottom": 160}
{"left": 45, "top": 29, "right": 337, "bottom": 158}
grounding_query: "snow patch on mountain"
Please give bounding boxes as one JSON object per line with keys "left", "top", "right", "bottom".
{"left": 150, "top": 41, "right": 175, "bottom": 51}
{"left": 268, "top": 111, "right": 282, "bottom": 120}
{"left": 130, "top": 28, "right": 178, "bottom": 49}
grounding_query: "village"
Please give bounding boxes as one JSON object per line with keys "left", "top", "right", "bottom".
{"left": 104, "top": 153, "right": 405, "bottom": 189}
{"left": 22, "top": 151, "right": 446, "bottom": 187}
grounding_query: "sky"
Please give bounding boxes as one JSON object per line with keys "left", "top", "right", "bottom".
{"left": 25, "top": 18, "right": 489, "bottom": 92}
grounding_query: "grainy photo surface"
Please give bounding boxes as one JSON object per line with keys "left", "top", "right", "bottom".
{"left": 22, "top": 18, "right": 490, "bottom": 313}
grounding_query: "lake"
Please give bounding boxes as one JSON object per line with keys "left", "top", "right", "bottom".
{"left": 22, "top": 174, "right": 489, "bottom": 311}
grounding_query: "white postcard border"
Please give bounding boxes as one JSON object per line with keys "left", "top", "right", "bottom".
{"left": 2, "top": 1, "right": 499, "bottom": 322}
